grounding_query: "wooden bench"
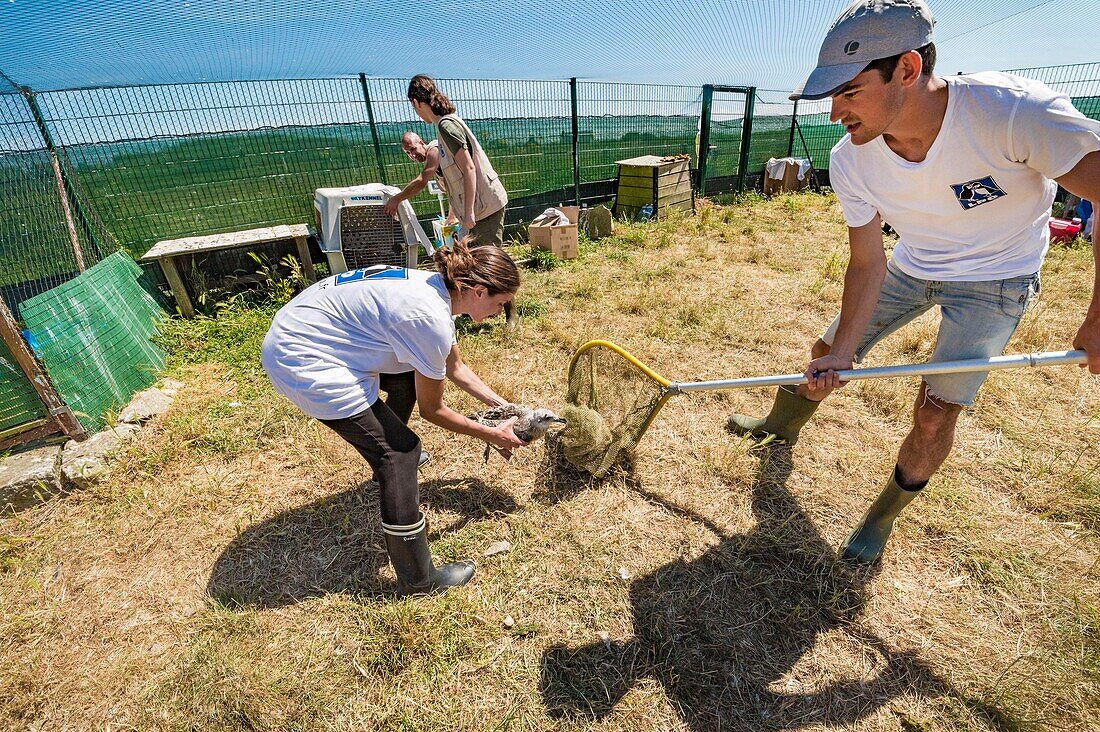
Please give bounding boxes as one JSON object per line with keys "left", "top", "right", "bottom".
{"left": 142, "top": 224, "right": 317, "bottom": 317}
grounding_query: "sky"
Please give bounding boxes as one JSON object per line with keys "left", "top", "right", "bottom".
{"left": 1, "top": 0, "right": 1097, "bottom": 93}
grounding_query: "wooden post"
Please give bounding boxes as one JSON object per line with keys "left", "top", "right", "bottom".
{"left": 158, "top": 255, "right": 195, "bottom": 318}
{"left": 50, "top": 151, "right": 86, "bottom": 273}
{"left": 0, "top": 293, "right": 87, "bottom": 442}
{"left": 294, "top": 234, "right": 317, "bottom": 283}
{"left": 20, "top": 84, "right": 103, "bottom": 255}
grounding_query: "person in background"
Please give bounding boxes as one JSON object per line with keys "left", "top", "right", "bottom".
{"left": 382, "top": 131, "right": 450, "bottom": 221}
{"left": 261, "top": 240, "right": 528, "bottom": 595}
{"left": 1077, "top": 198, "right": 1093, "bottom": 240}
{"left": 727, "top": 0, "right": 1100, "bottom": 564}
{"left": 405, "top": 74, "right": 519, "bottom": 329}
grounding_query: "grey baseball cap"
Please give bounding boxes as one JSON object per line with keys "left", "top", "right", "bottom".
{"left": 790, "top": 0, "right": 935, "bottom": 101}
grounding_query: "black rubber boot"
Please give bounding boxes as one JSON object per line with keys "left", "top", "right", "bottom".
{"left": 726, "top": 387, "right": 821, "bottom": 445}
{"left": 382, "top": 512, "right": 475, "bottom": 596}
{"left": 841, "top": 466, "right": 923, "bottom": 564}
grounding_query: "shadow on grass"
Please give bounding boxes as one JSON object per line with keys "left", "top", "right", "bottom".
{"left": 206, "top": 477, "right": 517, "bottom": 608}
{"left": 539, "top": 445, "right": 1017, "bottom": 730}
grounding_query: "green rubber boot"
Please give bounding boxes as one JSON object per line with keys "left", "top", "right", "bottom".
{"left": 382, "top": 512, "right": 475, "bottom": 596}
{"left": 841, "top": 467, "right": 923, "bottom": 564}
{"left": 726, "top": 387, "right": 821, "bottom": 446}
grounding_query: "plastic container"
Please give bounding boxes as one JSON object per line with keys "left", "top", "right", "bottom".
{"left": 1049, "top": 216, "right": 1083, "bottom": 243}
{"left": 431, "top": 218, "right": 457, "bottom": 249}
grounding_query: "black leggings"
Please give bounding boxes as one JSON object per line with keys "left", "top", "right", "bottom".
{"left": 319, "top": 372, "right": 420, "bottom": 525}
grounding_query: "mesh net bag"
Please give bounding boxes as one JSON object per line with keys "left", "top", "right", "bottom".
{"left": 554, "top": 341, "right": 671, "bottom": 478}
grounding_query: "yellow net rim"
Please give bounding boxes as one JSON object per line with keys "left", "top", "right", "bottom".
{"left": 568, "top": 340, "right": 672, "bottom": 388}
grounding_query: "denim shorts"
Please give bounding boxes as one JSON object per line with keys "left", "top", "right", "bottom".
{"left": 821, "top": 261, "right": 1040, "bottom": 406}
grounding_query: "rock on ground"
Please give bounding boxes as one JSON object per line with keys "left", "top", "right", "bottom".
{"left": 60, "top": 423, "right": 140, "bottom": 490}
{"left": 0, "top": 443, "right": 62, "bottom": 512}
{"left": 118, "top": 387, "right": 174, "bottom": 424}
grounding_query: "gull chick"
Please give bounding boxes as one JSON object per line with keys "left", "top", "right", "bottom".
{"left": 468, "top": 404, "right": 567, "bottom": 461}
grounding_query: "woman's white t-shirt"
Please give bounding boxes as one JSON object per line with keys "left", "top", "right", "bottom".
{"left": 830, "top": 72, "right": 1100, "bottom": 281}
{"left": 261, "top": 266, "right": 456, "bottom": 420}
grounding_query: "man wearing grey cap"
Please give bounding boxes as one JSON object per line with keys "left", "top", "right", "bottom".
{"left": 728, "top": 0, "right": 1100, "bottom": 563}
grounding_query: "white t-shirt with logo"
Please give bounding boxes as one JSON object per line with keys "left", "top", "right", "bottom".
{"left": 261, "top": 266, "right": 456, "bottom": 420}
{"left": 830, "top": 72, "right": 1100, "bottom": 281}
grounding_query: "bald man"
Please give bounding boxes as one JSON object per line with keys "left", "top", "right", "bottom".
{"left": 382, "top": 132, "right": 449, "bottom": 219}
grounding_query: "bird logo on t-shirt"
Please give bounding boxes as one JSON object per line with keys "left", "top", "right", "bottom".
{"left": 950, "top": 176, "right": 1007, "bottom": 210}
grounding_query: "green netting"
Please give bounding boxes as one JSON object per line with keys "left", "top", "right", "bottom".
{"left": 0, "top": 336, "right": 47, "bottom": 434}
{"left": 18, "top": 251, "right": 166, "bottom": 431}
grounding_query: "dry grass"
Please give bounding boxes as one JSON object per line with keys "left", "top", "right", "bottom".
{"left": 2, "top": 192, "right": 1098, "bottom": 731}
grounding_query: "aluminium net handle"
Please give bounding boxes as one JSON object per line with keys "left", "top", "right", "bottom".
{"left": 670, "top": 350, "right": 1088, "bottom": 393}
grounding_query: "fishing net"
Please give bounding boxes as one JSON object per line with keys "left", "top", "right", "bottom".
{"left": 554, "top": 341, "right": 672, "bottom": 478}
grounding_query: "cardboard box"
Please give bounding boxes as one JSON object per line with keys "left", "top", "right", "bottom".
{"left": 529, "top": 206, "right": 579, "bottom": 259}
{"left": 763, "top": 158, "right": 810, "bottom": 196}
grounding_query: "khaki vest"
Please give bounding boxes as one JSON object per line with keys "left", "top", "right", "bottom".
{"left": 435, "top": 114, "right": 508, "bottom": 221}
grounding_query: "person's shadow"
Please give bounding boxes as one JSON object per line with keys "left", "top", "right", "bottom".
{"left": 539, "top": 445, "right": 1015, "bottom": 730}
{"left": 207, "top": 477, "right": 517, "bottom": 608}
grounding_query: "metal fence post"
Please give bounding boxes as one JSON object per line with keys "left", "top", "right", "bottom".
{"left": 787, "top": 99, "right": 799, "bottom": 158}
{"left": 359, "top": 74, "right": 389, "bottom": 185}
{"left": 736, "top": 86, "right": 756, "bottom": 193}
{"left": 19, "top": 85, "right": 100, "bottom": 257}
{"left": 570, "top": 77, "right": 580, "bottom": 206}
{"left": 697, "top": 84, "right": 713, "bottom": 193}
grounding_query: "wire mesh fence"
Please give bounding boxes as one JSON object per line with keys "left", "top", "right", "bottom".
{"left": 1003, "top": 62, "right": 1100, "bottom": 119}
{"left": 366, "top": 77, "right": 577, "bottom": 218}
{"left": 575, "top": 82, "right": 700, "bottom": 184}
{"left": 41, "top": 79, "right": 381, "bottom": 258}
{"left": 0, "top": 91, "right": 117, "bottom": 313}
{"left": 0, "top": 62, "right": 1097, "bottom": 444}
{"left": 2, "top": 64, "right": 1096, "bottom": 308}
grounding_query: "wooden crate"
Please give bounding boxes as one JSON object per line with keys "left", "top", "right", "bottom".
{"left": 612, "top": 155, "right": 695, "bottom": 220}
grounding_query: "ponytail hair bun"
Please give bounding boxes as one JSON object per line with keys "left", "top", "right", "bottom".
{"left": 434, "top": 237, "right": 520, "bottom": 296}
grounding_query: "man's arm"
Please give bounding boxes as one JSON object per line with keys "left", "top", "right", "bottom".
{"left": 1057, "top": 150, "right": 1100, "bottom": 204}
{"left": 805, "top": 214, "right": 888, "bottom": 391}
{"left": 383, "top": 147, "right": 442, "bottom": 217}
{"left": 1056, "top": 150, "right": 1100, "bottom": 373}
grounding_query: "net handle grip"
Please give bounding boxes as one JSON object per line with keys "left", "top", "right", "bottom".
{"left": 669, "top": 350, "right": 1088, "bottom": 393}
